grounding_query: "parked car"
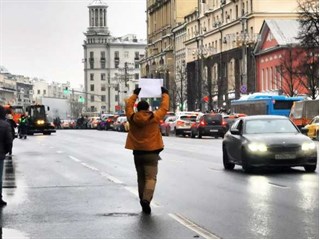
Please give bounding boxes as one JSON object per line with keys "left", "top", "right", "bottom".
{"left": 174, "top": 113, "right": 202, "bottom": 136}
{"left": 302, "top": 116, "right": 319, "bottom": 140}
{"left": 223, "top": 113, "right": 247, "bottom": 131}
{"left": 113, "top": 116, "right": 128, "bottom": 132}
{"left": 190, "top": 113, "right": 227, "bottom": 138}
{"left": 89, "top": 117, "right": 101, "bottom": 129}
{"left": 222, "top": 115, "right": 317, "bottom": 173}
{"left": 104, "top": 115, "right": 119, "bottom": 130}
{"left": 160, "top": 116, "right": 176, "bottom": 136}
{"left": 60, "top": 119, "right": 76, "bottom": 129}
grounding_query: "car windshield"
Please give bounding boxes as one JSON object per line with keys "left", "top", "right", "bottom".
{"left": 245, "top": 119, "right": 299, "bottom": 134}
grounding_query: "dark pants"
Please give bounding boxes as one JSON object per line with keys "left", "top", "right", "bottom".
{"left": 134, "top": 153, "right": 160, "bottom": 202}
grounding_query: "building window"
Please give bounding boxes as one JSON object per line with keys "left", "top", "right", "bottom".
{"left": 135, "top": 63, "right": 139, "bottom": 69}
{"left": 101, "top": 95, "right": 106, "bottom": 102}
{"left": 100, "top": 51, "right": 106, "bottom": 69}
{"left": 37, "top": 90, "right": 40, "bottom": 94}
{"left": 43, "top": 90, "right": 46, "bottom": 95}
{"left": 124, "top": 51, "right": 129, "bottom": 58}
{"left": 134, "top": 73, "right": 139, "bottom": 80}
{"left": 115, "top": 94, "right": 119, "bottom": 102}
{"left": 101, "top": 84, "right": 106, "bottom": 91}
{"left": 114, "top": 51, "right": 119, "bottom": 68}
{"left": 90, "top": 95, "right": 94, "bottom": 102}
{"left": 101, "top": 73, "right": 106, "bottom": 81}
{"left": 134, "top": 51, "right": 139, "bottom": 60}
{"left": 89, "top": 51, "right": 94, "bottom": 69}
{"left": 261, "top": 69, "right": 264, "bottom": 91}
{"left": 90, "top": 84, "right": 94, "bottom": 91}
{"left": 90, "top": 73, "right": 94, "bottom": 81}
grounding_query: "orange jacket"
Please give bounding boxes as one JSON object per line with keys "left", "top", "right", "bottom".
{"left": 125, "top": 93, "right": 169, "bottom": 151}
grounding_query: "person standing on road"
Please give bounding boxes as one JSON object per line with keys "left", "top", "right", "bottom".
{"left": 125, "top": 87, "right": 169, "bottom": 214}
{"left": 0, "top": 105, "right": 13, "bottom": 206}
{"left": 5, "top": 114, "right": 16, "bottom": 155}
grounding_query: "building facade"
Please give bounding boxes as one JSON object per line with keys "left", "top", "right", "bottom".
{"left": 254, "top": 19, "right": 310, "bottom": 96}
{"left": 141, "top": 0, "right": 198, "bottom": 111}
{"left": 184, "top": 0, "right": 300, "bottom": 111}
{"left": 83, "top": 0, "right": 146, "bottom": 114}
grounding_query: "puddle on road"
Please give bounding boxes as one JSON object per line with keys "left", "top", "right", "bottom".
{"left": 98, "top": 212, "right": 140, "bottom": 217}
{"left": 0, "top": 228, "right": 28, "bottom": 239}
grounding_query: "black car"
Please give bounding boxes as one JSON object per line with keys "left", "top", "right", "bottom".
{"left": 190, "top": 113, "right": 227, "bottom": 138}
{"left": 222, "top": 115, "right": 317, "bottom": 173}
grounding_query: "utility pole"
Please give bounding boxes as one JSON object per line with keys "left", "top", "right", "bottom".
{"left": 124, "top": 62, "right": 128, "bottom": 88}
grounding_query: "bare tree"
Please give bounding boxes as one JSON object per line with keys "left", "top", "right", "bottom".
{"left": 275, "top": 46, "right": 304, "bottom": 96}
{"left": 69, "top": 98, "right": 84, "bottom": 119}
{"left": 297, "top": 0, "right": 319, "bottom": 48}
{"left": 175, "top": 64, "right": 187, "bottom": 111}
{"left": 296, "top": 0, "right": 319, "bottom": 99}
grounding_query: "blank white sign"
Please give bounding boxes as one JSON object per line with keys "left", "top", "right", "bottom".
{"left": 139, "top": 78, "right": 163, "bottom": 98}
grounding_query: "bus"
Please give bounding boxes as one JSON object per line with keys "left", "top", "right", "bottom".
{"left": 230, "top": 94, "right": 304, "bottom": 117}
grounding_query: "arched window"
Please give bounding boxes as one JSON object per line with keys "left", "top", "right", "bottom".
{"left": 95, "top": 9, "right": 98, "bottom": 26}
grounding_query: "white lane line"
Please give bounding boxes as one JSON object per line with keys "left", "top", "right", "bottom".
{"left": 68, "top": 156, "right": 123, "bottom": 184}
{"left": 69, "top": 156, "right": 81, "bottom": 162}
{"left": 68, "top": 156, "right": 160, "bottom": 207}
{"left": 56, "top": 150, "right": 64, "bottom": 154}
{"left": 168, "top": 213, "right": 220, "bottom": 239}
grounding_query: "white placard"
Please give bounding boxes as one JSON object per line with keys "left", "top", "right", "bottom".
{"left": 139, "top": 78, "right": 163, "bottom": 98}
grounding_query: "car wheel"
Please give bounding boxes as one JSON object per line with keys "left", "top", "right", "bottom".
{"left": 241, "top": 150, "right": 253, "bottom": 173}
{"left": 223, "top": 145, "right": 235, "bottom": 170}
{"left": 198, "top": 131, "right": 202, "bottom": 139}
{"left": 175, "top": 128, "right": 179, "bottom": 136}
{"left": 304, "top": 165, "right": 317, "bottom": 172}
{"left": 166, "top": 128, "right": 170, "bottom": 136}
{"left": 191, "top": 130, "right": 195, "bottom": 138}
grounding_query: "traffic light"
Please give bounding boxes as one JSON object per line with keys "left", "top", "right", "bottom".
{"left": 78, "top": 96, "right": 85, "bottom": 103}
{"left": 63, "top": 87, "right": 71, "bottom": 95}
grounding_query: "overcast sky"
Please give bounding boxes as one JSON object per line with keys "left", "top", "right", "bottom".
{"left": 0, "top": 0, "right": 146, "bottom": 87}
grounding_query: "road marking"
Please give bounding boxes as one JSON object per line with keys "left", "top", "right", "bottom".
{"left": 69, "top": 156, "right": 81, "bottom": 162}
{"left": 56, "top": 150, "right": 63, "bottom": 154}
{"left": 69, "top": 156, "right": 123, "bottom": 184}
{"left": 168, "top": 213, "right": 220, "bottom": 239}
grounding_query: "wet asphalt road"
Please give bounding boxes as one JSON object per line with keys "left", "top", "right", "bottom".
{"left": 1, "top": 129, "right": 319, "bottom": 239}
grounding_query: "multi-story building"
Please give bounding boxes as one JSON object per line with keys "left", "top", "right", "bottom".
{"left": 83, "top": 0, "right": 146, "bottom": 113}
{"left": 0, "top": 66, "right": 33, "bottom": 107}
{"left": 141, "top": 0, "right": 198, "bottom": 110}
{"left": 254, "top": 19, "right": 311, "bottom": 96}
{"left": 184, "top": 0, "right": 300, "bottom": 110}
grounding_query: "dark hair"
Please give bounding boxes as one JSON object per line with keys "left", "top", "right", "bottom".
{"left": 137, "top": 100, "right": 149, "bottom": 111}
{"left": 0, "top": 106, "right": 6, "bottom": 120}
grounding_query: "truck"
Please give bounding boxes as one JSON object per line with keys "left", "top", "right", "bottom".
{"left": 25, "top": 104, "right": 56, "bottom": 135}
{"left": 3, "top": 105, "right": 24, "bottom": 124}
{"left": 289, "top": 99, "right": 319, "bottom": 128}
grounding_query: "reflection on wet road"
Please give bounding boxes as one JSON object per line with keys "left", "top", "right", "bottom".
{"left": 0, "top": 131, "right": 318, "bottom": 239}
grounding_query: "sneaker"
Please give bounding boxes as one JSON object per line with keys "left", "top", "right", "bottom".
{"left": 0, "top": 200, "right": 7, "bottom": 207}
{"left": 140, "top": 200, "right": 151, "bottom": 214}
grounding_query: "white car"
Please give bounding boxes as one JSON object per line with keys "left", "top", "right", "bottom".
{"left": 174, "top": 112, "right": 203, "bottom": 136}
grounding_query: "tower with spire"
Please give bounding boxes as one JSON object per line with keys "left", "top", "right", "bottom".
{"left": 83, "top": 0, "right": 146, "bottom": 114}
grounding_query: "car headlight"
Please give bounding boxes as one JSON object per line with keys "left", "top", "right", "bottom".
{"left": 301, "top": 142, "right": 316, "bottom": 151}
{"left": 37, "top": 120, "right": 45, "bottom": 125}
{"left": 248, "top": 143, "right": 267, "bottom": 152}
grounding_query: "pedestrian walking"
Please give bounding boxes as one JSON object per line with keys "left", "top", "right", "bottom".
{"left": 125, "top": 87, "right": 169, "bottom": 214}
{"left": 5, "top": 114, "right": 16, "bottom": 155}
{"left": 0, "top": 105, "right": 13, "bottom": 206}
{"left": 18, "top": 114, "right": 28, "bottom": 139}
